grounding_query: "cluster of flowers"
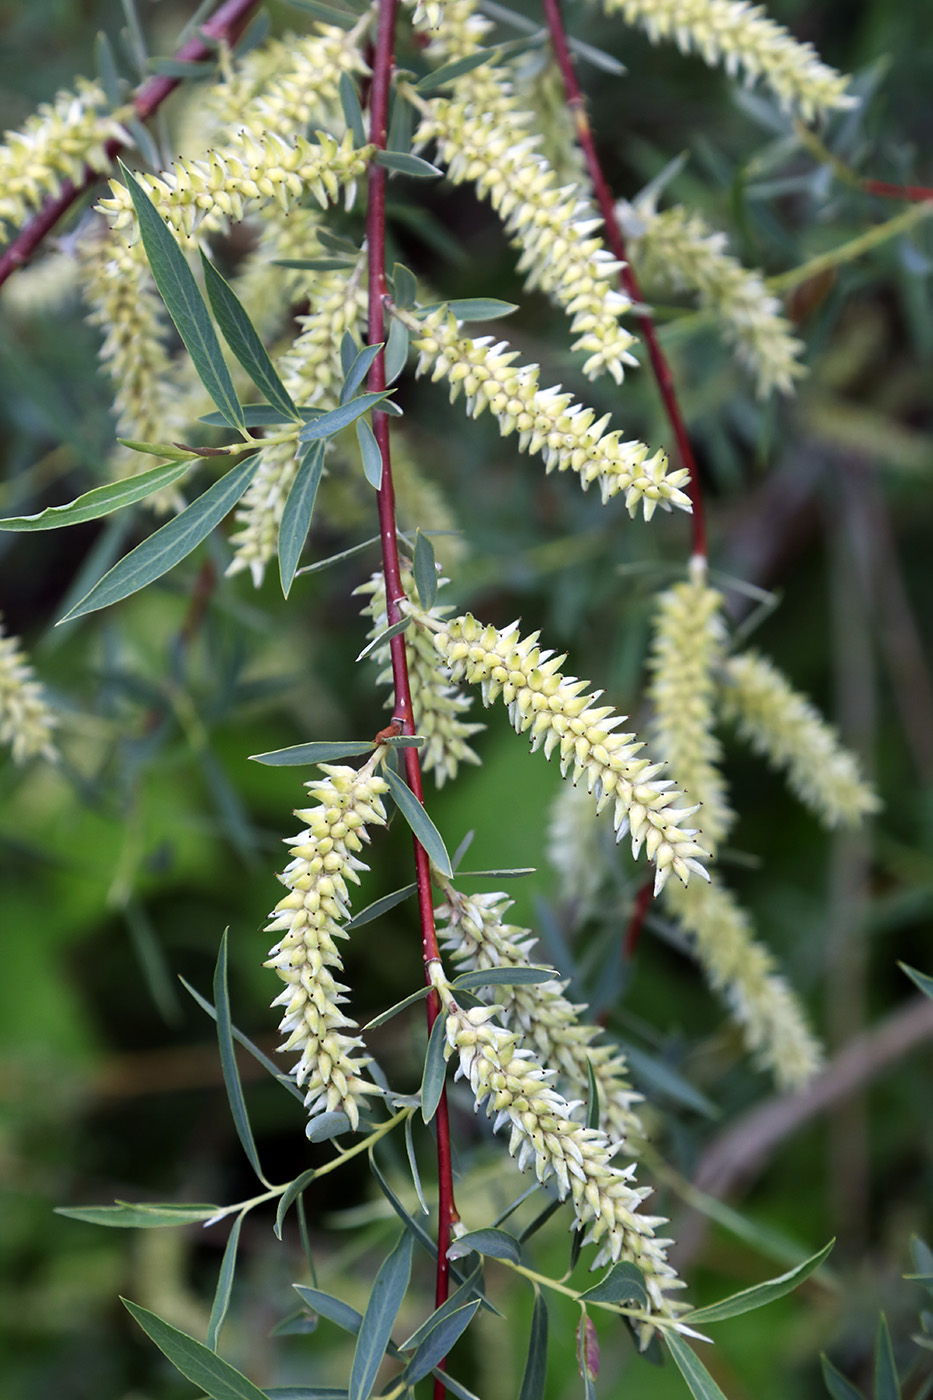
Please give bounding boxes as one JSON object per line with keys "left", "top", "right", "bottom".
{"left": 0, "top": 619, "right": 58, "bottom": 766}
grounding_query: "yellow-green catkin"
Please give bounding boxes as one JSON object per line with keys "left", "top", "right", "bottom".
{"left": 264, "top": 759, "right": 389, "bottom": 1131}
{"left": 721, "top": 649, "right": 880, "bottom": 828}
{"left": 0, "top": 620, "right": 58, "bottom": 765}
{"left": 599, "top": 0, "right": 854, "bottom": 119}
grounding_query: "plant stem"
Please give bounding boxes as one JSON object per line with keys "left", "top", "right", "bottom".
{"left": 0, "top": 0, "right": 261, "bottom": 290}
{"left": 365, "top": 0, "right": 456, "bottom": 1377}
{"left": 541, "top": 0, "right": 707, "bottom": 561}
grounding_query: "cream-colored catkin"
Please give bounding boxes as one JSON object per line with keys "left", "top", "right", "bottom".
{"left": 618, "top": 199, "right": 806, "bottom": 398}
{"left": 599, "top": 0, "right": 854, "bottom": 120}
{"left": 0, "top": 620, "right": 58, "bottom": 765}
{"left": 721, "top": 649, "right": 880, "bottom": 829}
{"left": 435, "top": 883, "right": 646, "bottom": 1149}
{"left": 264, "top": 759, "right": 389, "bottom": 1131}
{"left": 431, "top": 612, "right": 710, "bottom": 894}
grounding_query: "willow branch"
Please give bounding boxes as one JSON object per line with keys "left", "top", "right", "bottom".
{"left": 0, "top": 0, "right": 261, "bottom": 289}
{"left": 541, "top": 0, "right": 707, "bottom": 560}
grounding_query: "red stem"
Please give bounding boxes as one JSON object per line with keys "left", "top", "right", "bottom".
{"left": 541, "top": 0, "right": 707, "bottom": 561}
{"left": 623, "top": 878, "right": 654, "bottom": 959}
{"left": 0, "top": 0, "right": 260, "bottom": 289}
{"left": 365, "top": 0, "right": 456, "bottom": 1374}
{"left": 862, "top": 179, "right": 933, "bottom": 202}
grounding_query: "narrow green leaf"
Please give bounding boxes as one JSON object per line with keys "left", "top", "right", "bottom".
{"left": 417, "top": 298, "right": 518, "bottom": 321}
{"left": 0, "top": 460, "right": 191, "bottom": 532}
{"left": 518, "top": 1197, "right": 563, "bottom": 1245}
{"left": 400, "top": 1302, "right": 481, "bottom": 1386}
{"left": 318, "top": 229, "right": 362, "bottom": 255}
{"left": 386, "top": 89, "right": 414, "bottom": 154}
{"left": 900, "top": 962, "right": 933, "bottom": 1000}
{"left": 382, "top": 766, "right": 453, "bottom": 877}
{"left": 392, "top": 264, "right": 417, "bottom": 310}
{"left": 249, "top": 740, "right": 374, "bottom": 765}
{"left": 341, "top": 344, "right": 383, "bottom": 406}
{"left": 200, "top": 404, "right": 320, "bottom": 427}
{"left": 415, "top": 48, "right": 501, "bottom": 92}
{"left": 421, "top": 1013, "right": 448, "bottom": 1124}
{"left": 448, "top": 1228, "right": 521, "bottom": 1264}
{"left": 59, "top": 454, "right": 259, "bottom": 623}
{"left": 275, "top": 1169, "right": 317, "bottom": 1241}
{"left": 118, "top": 439, "right": 199, "bottom": 459}
{"left": 273, "top": 257, "right": 354, "bottom": 271}
{"left": 363, "top": 983, "right": 430, "bottom": 1029}
{"left": 822, "top": 1355, "right": 866, "bottom": 1400}
{"left": 120, "top": 163, "right": 245, "bottom": 432}
{"left": 306, "top": 1112, "right": 352, "bottom": 1142}
{"left": 95, "top": 30, "right": 123, "bottom": 106}
{"left": 619, "top": 1041, "right": 719, "bottom": 1118}
{"left": 413, "top": 529, "right": 437, "bottom": 609}
{"left": 357, "top": 616, "right": 411, "bottom": 662}
{"left": 346, "top": 884, "right": 417, "bottom": 932}
{"left": 519, "top": 1292, "right": 548, "bottom": 1400}
{"left": 294, "top": 1286, "right": 363, "bottom": 1336}
{"left": 664, "top": 1332, "right": 729, "bottom": 1400}
{"left": 279, "top": 0, "right": 358, "bottom": 26}
{"left": 580, "top": 1261, "right": 648, "bottom": 1308}
{"left": 214, "top": 930, "right": 267, "bottom": 1185}
{"left": 356, "top": 417, "right": 383, "bottom": 489}
{"left": 206, "top": 1211, "right": 245, "bottom": 1352}
{"left": 452, "top": 966, "right": 556, "bottom": 991}
{"left": 179, "top": 977, "right": 304, "bottom": 1103}
{"left": 279, "top": 441, "right": 325, "bottom": 597}
{"left": 430, "top": 1373, "right": 483, "bottom": 1400}
{"left": 384, "top": 317, "right": 410, "bottom": 384}
{"left": 297, "top": 534, "right": 380, "bottom": 575}
{"left": 376, "top": 149, "right": 442, "bottom": 178}
{"left": 874, "top": 1316, "right": 901, "bottom": 1400}
{"left": 455, "top": 867, "right": 536, "bottom": 878}
{"left": 570, "top": 35, "right": 627, "bottom": 75}
{"left": 400, "top": 1265, "right": 486, "bottom": 1353}
{"left": 349, "top": 1230, "right": 413, "bottom": 1400}
{"left": 122, "top": 1298, "right": 269, "bottom": 1400}
{"left": 687, "top": 1239, "right": 834, "bottom": 1324}
{"left": 368, "top": 1150, "right": 439, "bottom": 1261}
{"left": 56, "top": 1202, "right": 221, "bottom": 1228}
{"left": 298, "top": 392, "right": 395, "bottom": 443}
{"left": 585, "top": 1057, "right": 600, "bottom": 1132}
{"left": 339, "top": 72, "right": 367, "bottom": 147}
{"left": 200, "top": 253, "right": 300, "bottom": 422}
{"left": 384, "top": 735, "right": 425, "bottom": 749}
{"left": 404, "top": 1114, "right": 429, "bottom": 1215}
{"left": 340, "top": 331, "right": 358, "bottom": 379}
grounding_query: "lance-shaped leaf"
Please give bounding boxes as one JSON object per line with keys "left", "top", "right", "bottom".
{"left": 200, "top": 404, "right": 321, "bottom": 428}
{"left": 55, "top": 1202, "right": 222, "bottom": 1228}
{"left": 421, "top": 1013, "right": 448, "bottom": 1124}
{"left": 399, "top": 1264, "right": 487, "bottom": 1353}
{"left": 214, "top": 930, "right": 268, "bottom": 1186}
{"left": 382, "top": 766, "right": 452, "bottom": 877}
{"left": 357, "top": 617, "right": 411, "bottom": 662}
{"left": 122, "top": 1298, "right": 268, "bottom": 1400}
{"left": 279, "top": 441, "right": 325, "bottom": 597}
{"left": 664, "top": 1332, "right": 729, "bottom": 1400}
{"left": 339, "top": 72, "right": 367, "bottom": 146}
{"left": 275, "top": 1169, "right": 317, "bottom": 1241}
{"left": 519, "top": 1291, "right": 548, "bottom": 1400}
{"left": 341, "top": 343, "right": 383, "bottom": 405}
{"left": 686, "top": 1239, "right": 834, "bottom": 1324}
{"left": 448, "top": 1228, "right": 521, "bottom": 1264}
{"left": 294, "top": 1286, "right": 364, "bottom": 1337}
{"left": 363, "top": 984, "right": 430, "bottom": 1030}
{"left": 120, "top": 163, "right": 245, "bottom": 432}
{"left": 206, "top": 1211, "right": 245, "bottom": 1352}
{"left": 346, "top": 884, "right": 417, "bottom": 932}
{"left": 585, "top": 1057, "right": 600, "bottom": 1132}
{"left": 405, "top": 1114, "right": 429, "bottom": 1215}
{"left": 392, "top": 264, "right": 417, "bottom": 310}
{"left": 452, "top": 966, "right": 557, "bottom": 992}
{"left": 415, "top": 47, "right": 503, "bottom": 93}
{"left": 821, "top": 1354, "right": 866, "bottom": 1400}
{"left": 250, "top": 740, "right": 375, "bottom": 766}
{"left": 580, "top": 1261, "right": 648, "bottom": 1308}
{"left": 298, "top": 392, "right": 396, "bottom": 444}
{"left": 179, "top": 976, "right": 303, "bottom": 1103}
{"left": 397, "top": 1302, "right": 481, "bottom": 1388}
{"left": 900, "top": 962, "right": 933, "bottom": 1001}
{"left": 412, "top": 529, "right": 437, "bottom": 609}
{"left": 349, "top": 1230, "right": 413, "bottom": 1400}
{"left": 384, "top": 317, "right": 410, "bottom": 384}
{"left": 356, "top": 417, "right": 383, "bottom": 489}
{"left": 375, "top": 150, "right": 442, "bottom": 178}
{"left": 416, "top": 298, "right": 518, "bottom": 321}
{"left": 59, "top": 454, "right": 259, "bottom": 623}
{"left": 200, "top": 252, "right": 300, "bottom": 423}
{"left": 0, "top": 460, "right": 192, "bottom": 532}
{"left": 874, "top": 1315, "right": 901, "bottom": 1400}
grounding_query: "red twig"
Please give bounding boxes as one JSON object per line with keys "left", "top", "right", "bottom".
{"left": 541, "top": 0, "right": 707, "bottom": 561}
{"left": 623, "top": 878, "right": 654, "bottom": 960}
{"left": 365, "top": 0, "right": 456, "bottom": 1379}
{"left": 0, "top": 0, "right": 260, "bottom": 289}
{"left": 862, "top": 178, "right": 933, "bottom": 202}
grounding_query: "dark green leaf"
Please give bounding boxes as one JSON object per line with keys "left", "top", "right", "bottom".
{"left": 59, "top": 454, "right": 259, "bottom": 623}
{"left": 214, "top": 930, "right": 267, "bottom": 1185}
{"left": 269, "top": 1310, "right": 318, "bottom": 1336}
{"left": 822, "top": 1355, "right": 866, "bottom": 1400}
{"left": 279, "top": 0, "right": 358, "bottom": 26}
{"left": 400, "top": 1302, "right": 481, "bottom": 1386}
{"left": 417, "top": 298, "right": 518, "bottom": 321}
{"left": 341, "top": 344, "right": 383, "bottom": 406}
{"left": 415, "top": 49, "right": 502, "bottom": 93}
{"left": 339, "top": 72, "right": 367, "bottom": 147}
{"left": 122, "top": 1298, "right": 268, "bottom": 1400}
{"left": 55, "top": 1202, "right": 221, "bottom": 1228}
{"left": 421, "top": 1013, "right": 448, "bottom": 1125}
{"left": 518, "top": 1197, "right": 563, "bottom": 1245}
{"left": 386, "top": 90, "right": 414, "bottom": 154}
{"left": 900, "top": 963, "right": 933, "bottom": 1000}
{"left": 318, "top": 229, "right": 362, "bottom": 255}
{"left": 178, "top": 977, "right": 303, "bottom": 1102}
{"left": 382, "top": 767, "right": 453, "bottom": 877}
{"left": 400, "top": 1264, "right": 486, "bottom": 1353}
{"left": 357, "top": 616, "right": 411, "bottom": 662}
{"left": 363, "top": 983, "right": 431, "bottom": 1029}
{"left": 346, "top": 884, "right": 417, "bottom": 932}
{"left": 585, "top": 1057, "right": 600, "bottom": 1132}
{"left": 340, "top": 331, "right": 357, "bottom": 379}
{"left": 519, "top": 1292, "right": 548, "bottom": 1400}
{"left": 273, "top": 257, "right": 354, "bottom": 271}
{"left": 275, "top": 1170, "right": 317, "bottom": 1241}
{"left": 294, "top": 1286, "right": 363, "bottom": 1336}
{"left": 356, "top": 417, "right": 383, "bottom": 489}
{"left": 404, "top": 1113, "right": 429, "bottom": 1215}
{"left": 874, "top": 1316, "right": 901, "bottom": 1400}
{"left": 279, "top": 441, "right": 325, "bottom": 597}
{"left": 249, "top": 740, "right": 374, "bottom": 765}
{"left": 0, "top": 460, "right": 192, "bottom": 532}
{"left": 349, "top": 1230, "right": 413, "bottom": 1400}
{"left": 200, "top": 253, "right": 300, "bottom": 422}
{"left": 376, "top": 150, "right": 442, "bottom": 178}
{"left": 306, "top": 1112, "right": 352, "bottom": 1142}
{"left": 120, "top": 163, "right": 245, "bottom": 431}
{"left": 448, "top": 1228, "right": 521, "bottom": 1264}
{"left": 413, "top": 530, "right": 437, "bottom": 609}
{"left": 580, "top": 1262, "right": 648, "bottom": 1308}
{"left": 298, "top": 392, "right": 394, "bottom": 443}
{"left": 206, "top": 1211, "right": 244, "bottom": 1351}
{"left": 451, "top": 966, "right": 556, "bottom": 991}
{"left": 392, "top": 264, "right": 417, "bottom": 310}
{"left": 368, "top": 1150, "right": 439, "bottom": 1261}
{"left": 200, "top": 404, "right": 321, "bottom": 427}
{"left": 687, "top": 1239, "right": 834, "bottom": 1324}
{"left": 384, "top": 318, "right": 410, "bottom": 384}
{"left": 664, "top": 1332, "right": 729, "bottom": 1400}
